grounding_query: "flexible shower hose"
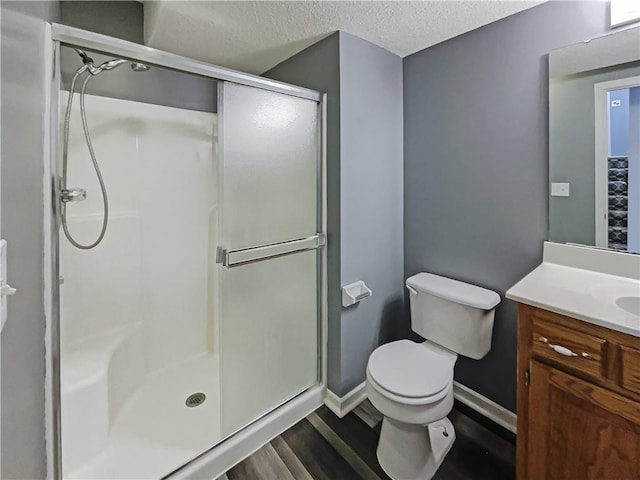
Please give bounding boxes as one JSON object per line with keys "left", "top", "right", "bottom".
{"left": 61, "top": 70, "right": 109, "bottom": 249}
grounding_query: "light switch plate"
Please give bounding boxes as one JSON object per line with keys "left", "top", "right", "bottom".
{"left": 551, "top": 182, "right": 570, "bottom": 197}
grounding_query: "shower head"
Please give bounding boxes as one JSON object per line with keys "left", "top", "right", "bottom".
{"left": 130, "top": 62, "right": 151, "bottom": 72}
{"left": 94, "top": 58, "right": 150, "bottom": 74}
{"left": 98, "top": 58, "right": 129, "bottom": 71}
{"left": 72, "top": 49, "right": 151, "bottom": 76}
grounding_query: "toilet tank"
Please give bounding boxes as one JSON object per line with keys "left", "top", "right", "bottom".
{"left": 406, "top": 273, "right": 501, "bottom": 360}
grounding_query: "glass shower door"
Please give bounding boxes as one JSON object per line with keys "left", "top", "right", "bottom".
{"left": 217, "top": 82, "right": 321, "bottom": 437}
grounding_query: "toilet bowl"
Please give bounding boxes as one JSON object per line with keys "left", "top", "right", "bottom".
{"left": 365, "top": 273, "right": 501, "bottom": 480}
{"left": 366, "top": 340, "right": 457, "bottom": 480}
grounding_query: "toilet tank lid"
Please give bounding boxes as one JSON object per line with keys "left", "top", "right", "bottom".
{"left": 406, "top": 273, "right": 501, "bottom": 310}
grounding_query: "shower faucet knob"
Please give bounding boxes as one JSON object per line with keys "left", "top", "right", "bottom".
{"left": 61, "top": 188, "right": 87, "bottom": 203}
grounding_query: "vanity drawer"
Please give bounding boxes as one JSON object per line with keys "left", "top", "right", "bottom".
{"left": 620, "top": 346, "right": 640, "bottom": 395}
{"left": 531, "top": 318, "right": 607, "bottom": 380}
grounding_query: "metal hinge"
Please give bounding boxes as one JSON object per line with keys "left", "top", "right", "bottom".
{"left": 215, "top": 246, "right": 226, "bottom": 265}
{"left": 524, "top": 369, "right": 530, "bottom": 387}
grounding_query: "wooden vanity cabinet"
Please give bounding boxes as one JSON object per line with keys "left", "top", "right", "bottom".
{"left": 517, "top": 304, "right": 640, "bottom": 480}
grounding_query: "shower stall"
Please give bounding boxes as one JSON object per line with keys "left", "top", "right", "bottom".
{"left": 47, "top": 25, "right": 325, "bottom": 480}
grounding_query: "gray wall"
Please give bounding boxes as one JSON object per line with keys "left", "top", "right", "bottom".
{"left": 1, "top": 2, "right": 59, "bottom": 478}
{"left": 403, "top": 0, "right": 610, "bottom": 412}
{"left": 266, "top": 32, "right": 404, "bottom": 396}
{"left": 60, "top": 0, "right": 143, "bottom": 44}
{"left": 338, "top": 32, "right": 404, "bottom": 395}
{"left": 549, "top": 63, "right": 640, "bottom": 246}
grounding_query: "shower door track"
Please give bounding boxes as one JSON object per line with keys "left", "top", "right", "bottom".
{"left": 46, "top": 23, "right": 328, "bottom": 480}
{"left": 51, "top": 24, "right": 320, "bottom": 102}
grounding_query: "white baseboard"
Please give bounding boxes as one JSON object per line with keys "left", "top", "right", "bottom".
{"left": 324, "top": 382, "right": 367, "bottom": 418}
{"left": 453, "top": 381, "right": 517, "bottom": 434}
{"left": 324, "top": 381, "right": 516, "bottom": 434}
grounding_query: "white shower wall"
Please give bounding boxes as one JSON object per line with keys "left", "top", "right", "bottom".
{"left": 60, "top": 91, "right": 217, "bottom": 376}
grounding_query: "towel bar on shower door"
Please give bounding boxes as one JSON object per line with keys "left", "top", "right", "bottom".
{"left": 216, "top": 234, "right": 326, "bottom": 267}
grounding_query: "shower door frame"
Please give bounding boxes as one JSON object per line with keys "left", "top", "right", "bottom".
{"left": 45, "top": 23, "right": 328, "bottom": 480}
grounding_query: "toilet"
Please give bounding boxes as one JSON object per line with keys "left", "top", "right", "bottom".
{"left": 366, "top": 272, "right": 500, "bottom": 480}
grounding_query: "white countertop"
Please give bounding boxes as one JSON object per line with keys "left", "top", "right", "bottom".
{"left": 507, "top": 262, "right": 640, "bottom": 338}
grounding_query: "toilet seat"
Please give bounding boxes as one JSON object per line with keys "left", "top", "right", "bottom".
{"left": 367, "top": 372, "right": 452, "bottom": 406}
{"left": 367, "top": 340, "right": 455, "bottom": 404}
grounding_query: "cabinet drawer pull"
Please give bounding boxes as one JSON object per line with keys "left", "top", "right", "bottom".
{"left": 538, "top": 336, "right": 592, "bottom": 359}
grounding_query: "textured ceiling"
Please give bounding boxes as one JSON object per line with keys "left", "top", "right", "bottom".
{"left": 144, "top": 1, "right": 543, "bottom": 75}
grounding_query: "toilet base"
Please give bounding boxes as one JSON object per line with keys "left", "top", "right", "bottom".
{"left": 376, "top": 416, "right": 455, "bottom": 480}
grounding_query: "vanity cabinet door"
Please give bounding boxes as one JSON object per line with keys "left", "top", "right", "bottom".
{"left": 527, "top": 360, "right": 640, "bottom": 480}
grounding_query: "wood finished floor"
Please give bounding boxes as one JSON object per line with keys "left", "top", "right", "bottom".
{"left": 220, "top": 400, "right": 515, "bottom": 480}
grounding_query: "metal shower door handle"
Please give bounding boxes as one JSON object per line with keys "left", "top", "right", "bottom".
{"left": 217, "top": 234, "right": 326, "bottom": 267}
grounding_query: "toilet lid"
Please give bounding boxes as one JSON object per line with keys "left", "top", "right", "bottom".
{"left": 367, "top": 340, "right": 454, "bottom": 398}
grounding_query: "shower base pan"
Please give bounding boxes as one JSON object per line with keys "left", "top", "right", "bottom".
{"left": 65, "top": 352, "right": 220, "bottom": 479}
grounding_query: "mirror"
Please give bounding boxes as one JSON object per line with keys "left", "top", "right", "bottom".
{"left": 549, "top": 26, "right": 640, "bottom": 254}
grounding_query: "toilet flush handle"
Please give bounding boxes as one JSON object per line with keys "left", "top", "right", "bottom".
{"left": 406, "top": 285, "right": 418, "bottom": 296}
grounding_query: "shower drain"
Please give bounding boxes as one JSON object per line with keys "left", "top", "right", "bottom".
{"left": 185, "top": 392, "right": 206, "bottom": 408}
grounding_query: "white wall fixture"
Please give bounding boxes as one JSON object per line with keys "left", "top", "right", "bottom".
{"left": 0, "top": 240, "right": 17, "bottom": 331}
{"left": 550, "top": 182, "right": 570, "bottom": 197}
{"left": 341, "top": 280, "right": 372, "bottom": 307}
{"left": 611, "top": 0, "right": 640, "bottom": 28}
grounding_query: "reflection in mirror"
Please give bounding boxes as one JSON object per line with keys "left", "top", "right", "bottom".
{"left": 595, "top": 80, "right": 640, "bottom": 252}
{"left": 549, "top": 26, "right": 640, "bottom": 254}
